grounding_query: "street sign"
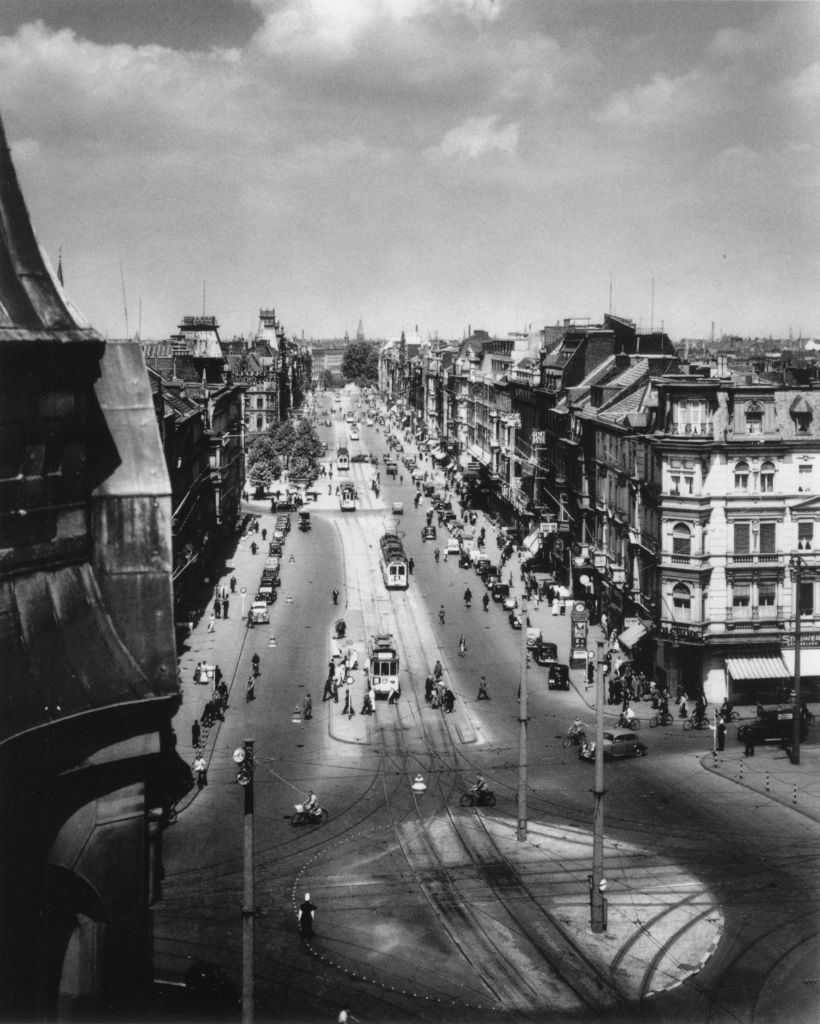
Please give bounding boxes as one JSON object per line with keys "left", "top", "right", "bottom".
{"left": 240, "top": 586, "right": 247, "bottom": 594}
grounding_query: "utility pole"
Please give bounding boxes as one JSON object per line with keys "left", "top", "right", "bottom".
{"left": 590, "top": 645, "right": 607, "bottom": 931}
{"left": 789, "top": 558, "right": 804, "bottom": 765}
{"left": 517, "top": 597, "right": 529, "bottom": 842}
{"left": 233, "top": 739, "right": 255, "bottom": 1024}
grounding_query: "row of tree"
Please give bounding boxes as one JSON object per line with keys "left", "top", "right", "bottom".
{"left": 247, "top": 419, "right": 323, "bottom": 494}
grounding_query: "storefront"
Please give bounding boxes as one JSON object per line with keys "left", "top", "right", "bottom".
{"left": 725, "top": 649, "right": 791, "bottom": 704}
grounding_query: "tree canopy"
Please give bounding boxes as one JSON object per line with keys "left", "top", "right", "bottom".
{"left": 246, "top": 416, "right": 323, "bottom": 491}
{"left": 341, "top": 341, "right": 379, "bottom": 383}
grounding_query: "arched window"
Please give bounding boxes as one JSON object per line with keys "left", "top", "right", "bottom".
{"left": 760, "top": 460, "right": 775, "bottom": 493}
{"left": 672, "top": 583, "right": 692, "bottom": 621}
{"left": 745, "top": 401, "right": 763, "bottom": 435}
{"left": 734, "top": 460, "right": 749, "bottom": 491}
{"left": 672, "top": 522, "right": 692, "bottom": 556}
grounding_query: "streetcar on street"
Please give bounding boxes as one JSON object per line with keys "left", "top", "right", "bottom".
{"left": 368, "top": 633, "right": 400, "bottom": 699}
{"left": 379, "top": 532, "right": 409, "bottom": 589}
{"left": 339, "top": 481, "right": 357, "bottom": 511}
{"left": 337, "top": 445, "right": 350, "bottom": 472}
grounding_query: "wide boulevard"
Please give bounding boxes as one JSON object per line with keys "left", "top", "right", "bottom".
{"left": 154, "top": 388, "right": 820, "bottom": 1024}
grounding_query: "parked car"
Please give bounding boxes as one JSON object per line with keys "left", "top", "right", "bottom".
{"left": 738, "top": 706, "right": 809, "bottom": 746}
{"left": 458, "top": 551, "right": 472, "bottom": 568}
{"left": 256, "top": 584, "right": 276, "bottom": 605}
{"left": 532, "top": 641, "right": 558, "bottom": 665}
{"left": 508, "top": 609, "right": 522, "bottom": 629}
{"left": 351, "top": 452, "right": 370, "bottom": 462}
{"left": 475, "top": 556, "right": 491, "bottom": 576}
{"left": 422, "top": 525, "right": 437, "bottom": 541}
{"left": 526, "top": 626, "right": 543, "bottom": 649}
{"left": 446, "top": 537, "right": 461, "bottom": 555}
{"left": 250, "top": 601, "right": 269, "bottom": 624}
{"left": 483, "top": 567, "right": 501, "bottom": 590}
{"left": 546, "top": 663, "right": 570, "bottom": 690}
{"left": 491, "top": 582, "right": 510, "bottom": 602}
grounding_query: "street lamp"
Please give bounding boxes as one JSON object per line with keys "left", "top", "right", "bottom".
{"left": 233, "top": 740, "right": 255, "bottom": 1023}
{"left": 788, "top": 556, "right": 807, "bottom": 765}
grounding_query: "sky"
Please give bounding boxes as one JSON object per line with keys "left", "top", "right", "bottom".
{"left": 1, "top": 0, "right": 818, "bottom": 343}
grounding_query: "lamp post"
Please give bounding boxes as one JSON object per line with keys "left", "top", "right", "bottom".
{"left": 788, "top": 556, "right": 806, "bottom": 765}
{"left": 517, "top": 596, "right": 529, "bottom": 842}
{"left": 233, "top": 740, "right": 255, "bottom": 1024}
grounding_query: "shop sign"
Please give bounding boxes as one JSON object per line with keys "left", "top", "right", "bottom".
{"left": 781, "top": 633, "right": 820, "bottom": 647}
{"left": 611, "top": 568, "right": 626, "bottom": 584}
{"left": 594, "top": 554, "right": 608, "bottom": 569}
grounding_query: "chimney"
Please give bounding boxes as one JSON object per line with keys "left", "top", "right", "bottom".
{"left": 716, "top": 351, "right": 730, "bottom": 378}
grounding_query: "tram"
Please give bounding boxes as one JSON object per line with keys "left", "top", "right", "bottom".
{"left": 337, "top": 445, "right": 350, "bottom": 472}
{"left": 339, "top": 481, "right": 356, "bottom": 511}
{"left": 379, "top": 532, "right": 408, "bottom": 589}
{"left": 368, "top": 634, "right": 400, "bottom": 699}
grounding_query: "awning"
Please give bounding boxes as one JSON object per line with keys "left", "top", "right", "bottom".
{"left": 618, "top": 622, "right": 648, "bottom": 650}
{"left": 521, "top": 528, "right": 541, "bottom": 554}
{"left": 726, "top": 653, "right": 789, "bottom": 682}
{"left": 430, "top": 448, "right": 444, "bottom": 460}
{"left": 468, "top": 444, "right": 490, "bottom": 466}
{"left": 782, "top": 648, "right": 820, "bottom": 677}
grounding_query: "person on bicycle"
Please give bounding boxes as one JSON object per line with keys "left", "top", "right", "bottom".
{"left": 620, "top": 704, "right": 636, "bottom": 728}
{"left": 464, "top": 587, "right": 472, "bottom": 609}
{"left": 471, "top": 774, "right": 488, "bottom": 799}
{"left": 303, "top": 791, "right": 320, "bottom": 819}
{"left": 567, "top": 716, "right": 585, "bottom": 740}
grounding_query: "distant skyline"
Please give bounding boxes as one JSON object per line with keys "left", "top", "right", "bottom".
{"left": 1, "top": 1, "right": 818, "bottom": 342}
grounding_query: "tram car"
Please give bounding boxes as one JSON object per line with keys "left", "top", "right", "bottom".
{"left": 339, "top": 481, "right": 357, "bottom": 511}
{"left": 379, "top": 532, "right": 409, "bottom": 589}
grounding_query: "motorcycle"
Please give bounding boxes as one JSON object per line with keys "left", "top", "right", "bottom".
{"left": 460, "top": 788, "right": 496, "bottom": 807}
{"left": 291, "top": 803, "right": 328, "bottom": 827}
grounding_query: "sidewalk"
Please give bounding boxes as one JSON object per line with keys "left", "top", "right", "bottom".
{"left": 700, "top": 743, "right": 820, "bottom": 823}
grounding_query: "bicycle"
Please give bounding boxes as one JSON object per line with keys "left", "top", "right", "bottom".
{"left": 561, "top": 731, "right": 587, "bottom": 749}
{"left": 649, "top": 710, "right": 674, "bottom": 727}
{"left": 460, "top": 789, "right": 496, "bottom": 807}
{"left": 683, "top": 716, "right": 710, "bottom": 731}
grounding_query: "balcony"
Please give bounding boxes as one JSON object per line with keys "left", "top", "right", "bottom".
{"left": 726, "top": 552, "right": 781, "bottom": 567}
{"left": 665, "top": 423, "right": 713, "bottom": 436}
{"left": 725, "top": 604, "right": 784, "bottom": 629}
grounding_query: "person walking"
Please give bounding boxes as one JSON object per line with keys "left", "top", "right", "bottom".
{"left": 213, "top": 598, "right": 221, "bottom": 620}
{"left": 230, "top": 575, "right": 237, "bottom": 593}
{"left": 482, "top": 592, "right": 490, "bottom": 613}
{"left": 303, "top": 693, "right": 313, "bottom": 720}
{"left": 298, "top": 893, "right": 316, "bottom": 939}
{"left": 458, "top": 634, "right": 466, "bottom": 657}
{"left": 246, "top": 676, "right": 255, "bottom": 702}
{"left": 221, "top": 596, "right": 229, "bottom": 619}
{"left": 191, "top": 719, "right": 201, "bottom": 747}
{"left": 716, "top": 715, "right": 726, "bottom": 751}
{"left": 194, "top": 752, "right": 207, "bottom": 789}
{"left": 438, "top": 604, "right": 445, "bottom": 624}
{"left": 477, "top": 676, "right": 490, "bottom": 700}
{"left": 207, "top": 612, "right": 216, "bottom": 633}
{"left": 744, "top": 727, "right": 755, "bottom": 757}
{"left": 332, "top": 587, "right": 340, "bottom": 605}
{"left": 251, "top": 652, "right": 260, "bottom": 677}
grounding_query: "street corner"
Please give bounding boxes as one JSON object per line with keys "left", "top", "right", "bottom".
{"left": 699, "top": 746, "right": 820, "bottom": 823}
{"left": 487, "top": 817, "right": 725, "bottom": 1003}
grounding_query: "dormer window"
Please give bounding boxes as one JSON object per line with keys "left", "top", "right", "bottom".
{"left": 790, "top": 395, "right": 812, "bottom": 434}
{"left": 744, "top": 401, "right": 763, "bottom": 435}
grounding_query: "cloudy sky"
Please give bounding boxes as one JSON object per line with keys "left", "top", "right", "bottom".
{"left": 1, "top": 0, "right": 818, "bottom": 342}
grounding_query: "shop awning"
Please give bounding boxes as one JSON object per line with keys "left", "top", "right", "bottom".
{"left": 468, "top": 444, "right": 490, "bottom": 465}
{"left": 430, "top": 447, "right": 444, "bottom": 460}
{"left": 725, "top": 653, "right": 789, "bottom": 682}
{"left": 521, "top": 528, "right": 541, "bottom": 554}
{"left": 618, "top": 622, "right": 648, "bottom": 650}
{"left": 782, "top": 648, "right": 820, "bottom": 677}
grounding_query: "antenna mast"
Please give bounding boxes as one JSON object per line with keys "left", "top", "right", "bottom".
{"left": 119, "top": 261, "right": 129, "bottom": 340}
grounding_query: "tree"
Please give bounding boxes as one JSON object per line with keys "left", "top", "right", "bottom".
{"left": 320, "top": 369, "right": 335, "bottom": 389}
{"left": 247, "top": 435, "right": 281, "bottom": 494}
{"left": 341, "top": 342, "right": 379, "bottom": 383}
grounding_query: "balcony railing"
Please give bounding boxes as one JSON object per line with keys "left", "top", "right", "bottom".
{"left": 665, "top": 423, "right": 712, "bottom": 436}
{"left": 727, "top": 552, "right": 781, "bottom": 565}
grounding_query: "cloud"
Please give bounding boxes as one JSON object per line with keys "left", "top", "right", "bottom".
{"left": 430, "top": 113, "right": 518, "bottom": 159}
{"left": 251, "top": 0, "right": 506, "bottom": 56}
{"left": 786, "top": 60, "right": 820, "bottom": 101}
{"left": 598, "top": 69, "right": 716, "bottom": 128}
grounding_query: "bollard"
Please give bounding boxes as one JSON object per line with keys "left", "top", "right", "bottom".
{"left": 766, "top": 771, "right": 770, "bottom": 793}
{"left": 739, "top": 761, "right": 744, "bottom": 780}
{"left": 793, "top": 785, "right": 798, "bottom": 807}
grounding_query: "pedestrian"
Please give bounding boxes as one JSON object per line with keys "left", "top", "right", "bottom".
{"left": 551, "top": 597, "right": 559, "bottom": 616}
{"left": 744, "top": 728, "right": 755, "bottom": 757}
{"left": 343, "top": 686, "right": 354, "bottom": 717}
{"left": 191, "top": 719, "right": 201, "bottom": 747}
{"left": 443, "top": 686, "right": 456, "bottom": 713}
{"left": 332, "top": 587, "right": 339, "bottom": 605}
{"left": 246, "top": 676, "right": 255, "bottom": 702}
{"left": 298, "top": 892, "right": 316, "bottom": 939}
{"left": 322, "top": 675, "right": 335, "bottom": 702}
{"left": 678, "top": 692, "right": 688, "bottom": 719}
{"left": 434, "top": 659, "right": 443, "bottom": 680}
{"left": 207, "top": 613, "right": 216, "bottom": 633}
{"left": 438, "top": 604, "right": 445, "bottom": 624}
{"left": 587, "top": 660, "right": 595, "bottom": 689}
{"left": 252, "top": 652, "right": 260, "bottom": 677}
{"left": 387, "top": 681, "right": 399, "bottom": 705}
{"left": 303, "top": 693, "right": 312, "bottom": 720}
{"left": 213, "top": 599, "right": 221, "bottom": 619}
{"left": 408, "top": 557, "right": 415, "bottom": 575}
{"left": 482, "top": 592, "right": 490, "bottom": 613}
{"left": 193, "top": 661, "right": 203, "bottom": 684}
{"left": 425, "top": 674, "right": 435, "bottom": 704}
{"left": 716, "top": 715, "right": 725, "bottom": 751}
{"left": 221, "top": 597, "right": 229, "bottom": 619}
{"left": 194, "top": 752, "right": 207, "bottom": 789}
{"left": 477, "top": 676, "right": 490, "bottom": 700}
{"left": 458, "top": 634, "right": 466, "bottom": 657}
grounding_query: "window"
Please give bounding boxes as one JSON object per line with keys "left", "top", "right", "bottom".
{"left": 734, "top": 460, "right": 749, "bottom": 491}
{"left": 798, "top": 522, "right": 814, "bottom": 551}
{"left": 759, "top": 581, "right": 776, "bottom": 608}
{"left": 799, "top": 464, "right": 812, "bottom": 491}
{"left": 760, "top": 460, "right": 775, "bottom": 493}
{"left": 672, "top": 522, "right": 692, "bottom": 556}
{"left": 759, "top": 522, "right": 776, "bottom": 553}
{"left": 745, "top": 402, "right": 763, "bottom": 435}
{"left": 732, "top": 582, "right": 750, "bottom": 610}
{"left": 672, "top": 583, "right": 691, "bottom": 620}
{"left": 798, "top": 580, "right": 814, "bottom": 617}
{"left": 733, "top": 522, "right": 750, "bottom": 555}
{"left": 256, "top": 397, "right": 264, "bottom": 409}
{"left": 669, "top": 473, "right": 681, "bottom": 495}
{"left": 256, "top": 414, "right": 264, "bottom": 431}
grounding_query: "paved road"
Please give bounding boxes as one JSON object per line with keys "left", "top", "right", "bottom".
{"left": 154, "top": 389, "right": 820, "bottom": 1024}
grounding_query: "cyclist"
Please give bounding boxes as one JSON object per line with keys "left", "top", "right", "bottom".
{"left": 471, "top": 774, "right": 489, "bottom": 799}
{"left": 567, "top": 716, "right": 586, "bottom": 742}
{"left": 303, "top": 791, "right": 321, "bottom": 820}
{"left": 482, "top": 592, "right": 490, "bottom": 612}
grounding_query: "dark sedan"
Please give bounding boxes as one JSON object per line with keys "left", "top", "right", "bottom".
{"left": 421, "top": 525, "right": 437, "bottom": 541}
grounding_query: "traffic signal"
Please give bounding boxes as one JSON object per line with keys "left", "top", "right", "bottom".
{"left": 233, "top": 740, "right": 255, "bottom": 786}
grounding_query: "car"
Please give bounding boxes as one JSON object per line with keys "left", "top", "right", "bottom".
{"left": 255, "top": 584, "right": 276, "bottom": 605}
{"left": 602, "top": 729, "right": 648, "bottom": 760}
{"left": 458, "top": 551, "right": 472, "bottom": 568}
{"left": 526, "top": 626, "right": 543, "bottom": 648}
{"left": 475, "top": 556, "right": 491, "bottom": 576}
{"left": 738, "top": 706, "right": 809, "bottom": 746}
{"left": 503, "top": 594, "right": 517, "bottom": 611}
{"left": 546, "top": 663, "right": 570, "bottom": 689}
{"left": 483, "top": 568, "right": 501, "bottom": 590}
{"left": 392, "top": 501, "right": 404, "bottom": 515}
{"left": 421, "top": 525, "right": 437, "bottom": 541}
{"left": 491, "top": 582, "right": 510, "bottom": 603}
{"left": 446, "top": 538, "right": 461, "bottom": 555}
{"left": 250, "top": 601, "right": 269, "bottom": 624}
{"left": 533, "top": 641, "right": 558, "bottom": 665}
{"left": 366, "top": 418, "right": 374, "bottom": 426}
{"left": 268, "top": 542, "right": 283, "bottom": 557}
{"left": 508, "top": 609, "right": 522, "bottom": 629}
{"left": 351, "top": 452, "right": 370, "bottom": 463}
